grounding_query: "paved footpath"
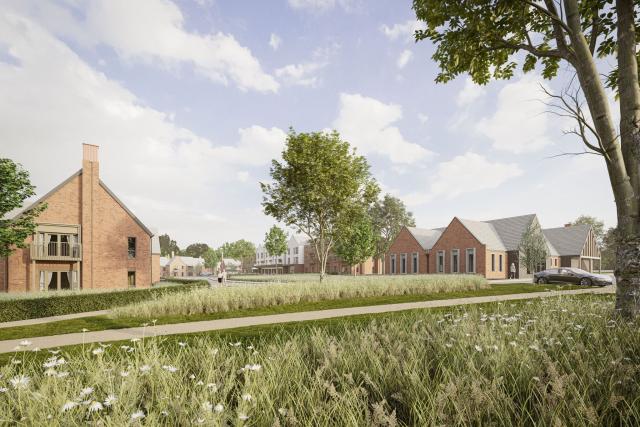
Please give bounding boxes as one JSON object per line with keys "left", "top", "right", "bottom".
{"left": 0, "top": 286, "right": 614, "bottom": 354}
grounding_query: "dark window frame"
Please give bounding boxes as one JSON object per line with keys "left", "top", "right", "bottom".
{"left": 128, "top": 237, "right": 137, "bottom": 259}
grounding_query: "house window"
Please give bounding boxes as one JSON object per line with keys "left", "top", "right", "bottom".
{"left": 128, "top": 271, "right": 136, "bottom": 288}
{"left": 499, "top": 254, "right": 503, "bottom": 272}
{"left": 401, "top": 253, "right": 407, "bottom": 274}
{"left": 451, "top": 249, "right": 459, "bottom": 273}
{"left": 128, "top": 237, "right": 136, "bottom": 259}
{"left": 466, "top": 248, "right": 476, "bottom": 273}
{"left": 491, "top": 254, "right": 496, "bottom": 272}
{"left": 390, "top": 254, "right": 397, "bottom": 274}
{"left": 437, "top": 250, "right": 445, "bottom": 273}
{"left": 412, "top": 253, "right": 419, "bottom": 274}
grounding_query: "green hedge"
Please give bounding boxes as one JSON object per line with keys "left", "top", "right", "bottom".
{"left": 0, "top": 280, "right": 208, "bottom": 323}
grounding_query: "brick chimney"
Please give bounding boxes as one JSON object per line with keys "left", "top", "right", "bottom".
{"left": 81, "top": 144, "right": 99, "bottom": 289}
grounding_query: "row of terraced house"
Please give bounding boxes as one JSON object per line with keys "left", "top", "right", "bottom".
{"left": 254, "top": 214, "right": 601, "bottom": 279}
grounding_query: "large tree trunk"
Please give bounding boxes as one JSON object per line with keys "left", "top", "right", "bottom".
{"left": 614, "top": 0, "right": 640, "bottom": 318}
{"left": 565, "top": 0, "right": 640, "bottom": 317}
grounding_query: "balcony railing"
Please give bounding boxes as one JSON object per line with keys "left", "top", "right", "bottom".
{"left": 30, "top": 242, "right": 82, "bottom": 261}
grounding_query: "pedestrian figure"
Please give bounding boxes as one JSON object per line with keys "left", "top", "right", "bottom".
{"left": 510, "top": 262, "right": 516, "bottom": 279}
{"left": 217, "top": 269, "right": 223, "bottom": 284}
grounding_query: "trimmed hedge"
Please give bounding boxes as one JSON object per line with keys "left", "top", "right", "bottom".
{"left": 0, "top": 280, "right": 209, "bottom": 323}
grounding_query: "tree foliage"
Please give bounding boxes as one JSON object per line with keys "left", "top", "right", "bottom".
{"left": 203, "top": 248, "right": 222, "bottom": 270}
{"left": 182, "top": 243, "right": 210, "bottom": 259}
{"left": 334, "top": 212, "right": 377, "bottom": 270}
{"left": 261, "top": 129, "right": 379, "bottom": 281}
{"left": 369, "top": 194, "right": 416, "bottom": 263}
{"left": 158, "top": 234, "right": 180, "bottom": 257}
{"left": 520, "top": 222, "right": 550, "bottom": 274}
{"left": 264, "top": 226, "right": 288, "bottom": 258}
{"left": 0, "top": 159, "right": 47, "bottom": 257}
{"left": 572, "top": 215, "right": 605, "bottom": 245}
{"left": 412, "top": 0, "right": 640, "bottom": 317}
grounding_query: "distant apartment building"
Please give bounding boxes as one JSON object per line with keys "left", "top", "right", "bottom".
{"left": 255, "top": 235, "right": 307, "bottom": 274}
{"left": 0, "top": 144, "right": 161, "bottom": 292}
{"left": 385, "top": 214, "right": 601, "bottom": 279}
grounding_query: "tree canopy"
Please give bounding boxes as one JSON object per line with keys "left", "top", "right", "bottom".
{"left": 0, "top": 159, "right": 47, "bottom": 258}
{"left": 412, "top": 0, "right": 640, "bottom": 317}
{"left": 572, "top": 215, "right": 605, "bottom": 245}
{"left": 158, "top": 234, "right": 180, "bottom": 257}
{"left": 369, "top": 194, "right": 416, "bottom": 264}
{"left": 182, "top": 243, "right": 210, "bottom": 259}
{"left": 261, "top": 129, "right": 379, "bottom": 281}
{"left": 264, "top": 225, "right": 288, "bottom": 268}
{"left": 334, "top": 212, "right": 377, "bottom": 270}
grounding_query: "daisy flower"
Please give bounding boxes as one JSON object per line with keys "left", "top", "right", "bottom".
{"left": 214, "top": 404, "right": 224, "bottom": 413}
{"left": 131, "top": 410, "right": 145, "bottom": 421}
{"left": 88, "top": 401, "right": 104, "bottom": 413}
{"left": 10, "top": 375, "right": 30, "bottom": 389}
{"left": 61, "top": 401, "right": 78, "bottom": 412}
{"left": 104, "top": 394, "right": 117, "bottom": 407}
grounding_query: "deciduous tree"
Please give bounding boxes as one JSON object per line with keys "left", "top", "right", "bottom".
{"left": 572, "top": 215, "right": 605, "bottom": 245}
{"left": 183, "top": 243, "right": 210, "bottom": 259}
{"left": 369, "top": 194, "right": 416, "bottom": 272}
{"left": 334, "top": 212, "right": 377, "bottom": 273}
{"left": 413, "top": 0, "right": 640, "bottom": 317}
{"left": 261, "top": 130, "right": 379, "bottom": 281}
{"left": 0, "top": 159, "right": 46, "bottom": 257}
{"left": 520, "top": 222, "right": 550, "bottom": 276}
{"left": 159, "top": 234, "right": 180, "bottom": 257}
{"left": 264, "top": 226, "right": 288, "bottom": 274}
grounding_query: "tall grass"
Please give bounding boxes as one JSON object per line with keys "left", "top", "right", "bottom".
{"left": 1, "top": 295, "right": 638, "bottom": 425}
{"left": 111, "top": 274, "right": 487, "bottom": 319}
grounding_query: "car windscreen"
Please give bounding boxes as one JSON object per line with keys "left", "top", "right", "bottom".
{"left": 569, "top": 268, "right": 590, "bottom": 275}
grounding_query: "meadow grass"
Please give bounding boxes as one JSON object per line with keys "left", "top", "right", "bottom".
{"left": 0, "top": 294, "right": 638, "bottom": 425}
{"left": 111, "top": 274, "right": 487, "bottom": 319}
{"left": 0, "top": 282, "right": 579, "bottom": 341}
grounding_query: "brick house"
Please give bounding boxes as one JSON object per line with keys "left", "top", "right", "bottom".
{"left": 385, "top": 213, "right": 601, "bottom": 279}
{"left": 303, "top": 245, "right": 379, "bottom": 275}
{"left": 385, "top": 226, "right": 444, "bottom": 274}
{"left": 0, "top": 144, "right": 161, "bottom": 292}
{"left": 163, "top": 254, "right": 205, "bottom": 277}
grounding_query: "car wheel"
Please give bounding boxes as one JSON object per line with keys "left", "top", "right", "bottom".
{"left": 580, "top": 277, "right": 592, "bottom": 286}
{"left": 536, "top": 277, "right": 547, "bottom": 284}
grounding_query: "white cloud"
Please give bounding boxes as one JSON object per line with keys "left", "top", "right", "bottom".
{"left": 275, "top": 45, "right": 335, "bottom": 87}
{"left": 476, "top": 75, "right": 552, "bottom": 153}
{"left": 396, "top": 49, "right": 413, "bottom": 69}
{"left": 287, "top": 0, "right": 356, "bottom": 13}
{"left": 0, "top": 11, "right": 278, "bottom": 245}
{"left": 380, "top": 20, "right": 425, "bottom": 42}
{"left": 269, "top": 33, "right": 282, "bottom": 50}
{"left": 457, "top": 77, "right": 486, "bottom": 106}
{"left": 418, "top": 113, "right": 429, "bottom": 124}
{"left": 18, "top": 0, "right": 279, "bottom": 93}
{"left": 402, "top": 153, "right": 522, "bottom": 206}
{"left": 333, "top": 93, "right": 433, "bottom": 164}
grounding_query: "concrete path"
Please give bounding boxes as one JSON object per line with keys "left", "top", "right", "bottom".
{"left": 0, "top": 310, "right": 110, "bottom": 329}
{"left": 0, "top": 286, "right": 614, "bottom": 354}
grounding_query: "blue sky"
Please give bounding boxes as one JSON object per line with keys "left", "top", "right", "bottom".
{"left": 0, "top": 0, "right": 616, "bottom": 248}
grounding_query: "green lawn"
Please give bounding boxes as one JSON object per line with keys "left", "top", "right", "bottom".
{"left": 0, "top": 282, "right": 580, "bottom": 342}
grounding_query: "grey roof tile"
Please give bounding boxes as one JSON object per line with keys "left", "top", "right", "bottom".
{"left": 406, "top": 227, "right": 443, "bottom": 250}
{"left": 543, "top": 224, "right": 591, "bottom": 256}
{"left": 458, "top": 219, "right": 506, "bottom": 251}
{"left": 486, "top": 214, "right": 537, "bottom": 251}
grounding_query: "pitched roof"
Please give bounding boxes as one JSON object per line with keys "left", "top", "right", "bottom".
{"left": 289, "top": 234, "right": 309, "bottom": 246}
{"left": 5, "top": 169, "right": 154, "bottom": 237}
{"left": 486, "top": 214, "right": 537, "bottom": 251}
{"left": 406, "top": 227, "right": 443, "bottom": 251}
{"left": 173, "top": 256, "right": 204, "bottom": 267}
{"left": 543, "top": 224, "right": 591, "bottom": 256}
{"left": 458, "top": 218, "right": 506, "bottom": 251}
{"left": 159, "top": 256, "right": 170, "bottom": 267}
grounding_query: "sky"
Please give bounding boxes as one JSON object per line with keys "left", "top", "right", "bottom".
{"left": 0, "top": 0, "right": 618, "bottom": 249}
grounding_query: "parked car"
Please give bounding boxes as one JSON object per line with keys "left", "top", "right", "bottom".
{"left": 533, "top": 267, "right": 613, "bottom": 286}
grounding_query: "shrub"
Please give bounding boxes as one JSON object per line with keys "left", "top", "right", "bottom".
{"left": 0, "top": 281, "right": 208, "bottom": 323}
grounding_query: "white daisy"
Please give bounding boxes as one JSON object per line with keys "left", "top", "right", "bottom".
{"left": 131, "top": 410, "right": 145, "bottom": 421}
{"left": 10, "top": 375, "right": 30, "bottom": 389}
{"left": 202, "top": 401, "right": 213, "bottom": 411}
{"left": 104, "top": 394, "right": 117, "bottom": 407}
{"left": 241, "top": 393, "right": 252, "bottom": 401}
{"left": 238, "top": 413, "right": 250, "bottom": 421}
{"left": 56, "top": 371, "right": 69, "bottom": 378}
{"left": 214, "top": 404, "right": 224, "bottom": 413}
{"left": 178, "top": 342, "right": 187, "bottom": 348}
{"left": 474, "top": 345, "right": 483, "bottom": 353}
{"left": 162, "top": 365, "right": 178, "bottom": 373}
{"left": 207, "top": 383, "right": 217, "bottom": 391}
{"left": 79, "top": 387, "right": 94, "bottom": 398}
{"left": 92, "top": 348, "right": 104, "bottom": 355}
{"left": 120, "top": 371, "right": 130, "bottom": 377}
{"left": 139, "top": 365, "right": 151, "bottom": 373}
{"left": 88, "top": 401, "right": 104, "bottom": 413}
{"left": 61, "top": 401, "right": 78, "bottom": 412}
{"left": 0, "top": 387, "right": 8, "bottom": 393}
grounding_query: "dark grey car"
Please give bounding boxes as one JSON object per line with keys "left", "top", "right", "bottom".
{"left": 533, "top": 267, "right": 613, "bottom": 286}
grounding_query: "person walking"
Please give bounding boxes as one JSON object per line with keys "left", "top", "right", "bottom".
{"left": 510, "top": 262, "right": 516, "bottom": 279}
{"left": 217, "top": 269, "right": 223, "bottom": 284}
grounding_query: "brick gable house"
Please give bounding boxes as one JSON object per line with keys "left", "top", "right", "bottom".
{"left": 0, "top": 144, "right": 161, "bottom": 292}
{"left": 385, "top": 226, "right": 443, "bottom": 274}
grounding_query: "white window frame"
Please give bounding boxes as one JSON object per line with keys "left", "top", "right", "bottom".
{"left": 400, "top": 253, "right": 407, "bottom": 274}
{"left": 412, "top": 252, "right": 419, "bottom": 274}
{"left": 451, "top": 249, "right": 459, "bottom": 274}
{"left": 466, "top": 248, "right": 476, "bottom": 273}
{"left": 437, "top": 250, "right": 445, "bottom": 273}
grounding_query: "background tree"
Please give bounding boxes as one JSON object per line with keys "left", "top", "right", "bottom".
{"left": 0, "top": 159, "right": 47, "bottom": 257}
{"left": 334, "top": 212, "right": 377, "bottom": 274}
{"left": 412, "top": 0, "right": 640, "bottom": 317}
{"left": 182, "top": 243, "right": 210, "bottom": 259}
{"left": 261, "top": 130, "right": 379, "bottom": 281}
{"left": 369, "top": 194, "right": 416, "bottom": 273}
{"left": 220, "top": 239, "right": 256, "bottom": 271}
{"left": 520, "top": 222, "right": 550, "bottom": 276}
{"left": 601, "top": 227, "right": 617, "bottom": 270}
{"left": 572, "top": 215, "right": 605, "bottom": 245}
{"left": 203, "top": 248, "right": 222, "bottom": 271}
{"left": 264, "top": 225, "right": 288, "bottom": 274}
{"left": 159, "top": 234, "right": 180, "bottom": 257}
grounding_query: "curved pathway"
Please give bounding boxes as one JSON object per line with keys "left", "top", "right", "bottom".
{"left": 0, "top": 286, "right": 613, "bottom": 354}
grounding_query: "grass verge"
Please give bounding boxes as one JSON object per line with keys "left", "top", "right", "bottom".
{"left": 0, "top": 283, "right": 580, "bottom": 341}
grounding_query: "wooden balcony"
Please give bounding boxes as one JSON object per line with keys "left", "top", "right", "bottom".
{"left": 30, "top": 242, "right": 82, "bottom": 261}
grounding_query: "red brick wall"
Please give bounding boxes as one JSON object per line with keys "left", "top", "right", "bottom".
{"left": 385, "top": 227, "right": 429, "bottom": 274}
{"left": 430, "top": 218, "right": 487, "bottom": 276}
